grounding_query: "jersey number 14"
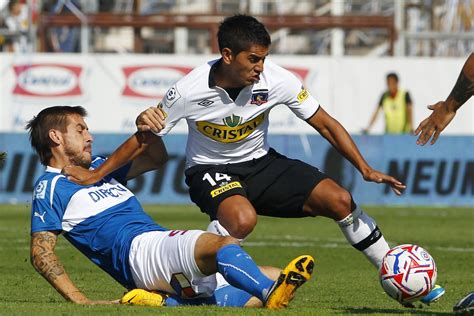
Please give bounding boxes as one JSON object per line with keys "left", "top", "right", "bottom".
{"left": 202, "top": 172, "right": 232, "bottom": 186}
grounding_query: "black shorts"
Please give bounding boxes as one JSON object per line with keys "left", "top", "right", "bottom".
{"left": 184, "top": 148, "right": 329, "bottom": 220}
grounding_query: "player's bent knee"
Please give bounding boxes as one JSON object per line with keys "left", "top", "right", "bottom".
{"left": 220, "top": 212, "right": 257, "bottom": 239}
{"left": 328, "top": 189, "right": 353, "bottom": 220}
{"left": 337, "top": 190, "right": 353, "bottom": 210}
{"left": 217, "top": 195, "right": 257, "bottom": 239}
{"left": 233, "top": 216, "right": 256, "bottom": 238}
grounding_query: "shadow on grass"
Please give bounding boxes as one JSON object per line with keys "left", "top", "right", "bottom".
{"left": 337, "top": 307, "right": 452, "bottom": 315}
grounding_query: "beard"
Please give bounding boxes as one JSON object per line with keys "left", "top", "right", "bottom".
{"left": 64, "top": 146, "right": 92, "bottom": 169}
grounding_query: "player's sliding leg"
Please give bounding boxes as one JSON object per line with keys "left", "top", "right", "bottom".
{"left": 122, "top": 285, "right": 254, "bottom": 308}
{"left": 195, "top": 234, "right": 273, "bottom": 302}
{"left": 126, "top": 231, "right": 311, "bottom": 308}
{"left": 121, "top": 284, "right": 268, "bottom": 308}
{"left": 195, "top": 233, "right": 313, "bottom": 309}
{"left": 304, "top": 179, "right": 389, "bottom": 268}
{"left": 164, "top": 285, "right": 254, "bottom": 307}
{"left": 164, "top": 266, "right": 282, "bottom": 307}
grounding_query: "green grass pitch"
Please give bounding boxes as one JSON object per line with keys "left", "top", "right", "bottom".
{"left": 0, "top": 204, "right": 472, "bottom": 315}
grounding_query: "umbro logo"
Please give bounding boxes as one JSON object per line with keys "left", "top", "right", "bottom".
{"left": 197, "top": 99, "right": 214, "bottom": 107}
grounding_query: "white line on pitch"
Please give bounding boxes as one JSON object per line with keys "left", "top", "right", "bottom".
{"left": 245, "top": 238, "right": 474, "bottom": 253}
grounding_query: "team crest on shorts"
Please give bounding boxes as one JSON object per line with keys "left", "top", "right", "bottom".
{"left": 250, "top": 89, "right": 269, "bottom": 105}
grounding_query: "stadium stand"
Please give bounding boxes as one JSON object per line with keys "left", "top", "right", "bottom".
{"left": 1, "top": 0, "right": 472, "bottom": 56}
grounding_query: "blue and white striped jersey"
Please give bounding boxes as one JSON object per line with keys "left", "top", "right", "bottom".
{"left": 30, "top": 156, "right": 166, "bottom": 289}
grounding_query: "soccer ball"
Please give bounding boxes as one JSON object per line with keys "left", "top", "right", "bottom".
{"left": 380, "top": 244, "right": 437, "bottom": 304}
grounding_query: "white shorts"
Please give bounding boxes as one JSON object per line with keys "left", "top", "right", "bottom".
{"left": 128, "top": 229, "right": 219, "bottom": 298}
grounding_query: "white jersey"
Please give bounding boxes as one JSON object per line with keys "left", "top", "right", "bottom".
{"left": 157, "top": 59, "right": 320, "bottom": 168}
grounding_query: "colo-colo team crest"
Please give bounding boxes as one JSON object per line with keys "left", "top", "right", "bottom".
{"left": 196, "top": 113, "right": 265, "bottom": 143}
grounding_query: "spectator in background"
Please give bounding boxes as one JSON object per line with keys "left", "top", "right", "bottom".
{"left": 48, "top": 0, "right": 81, "bottom": 52}
{"left": 363, "top": 73, "right": 414, "bottom": 134}
{"left": 4, "top": 0, "right": 29, "bottom": 52}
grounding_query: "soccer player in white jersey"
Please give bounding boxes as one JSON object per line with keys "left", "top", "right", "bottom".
{"left": 65, "top": 15, "right": 443, "bottom": 304}
{"left": 27, "top": 106, "right": 314, "bottom": 309}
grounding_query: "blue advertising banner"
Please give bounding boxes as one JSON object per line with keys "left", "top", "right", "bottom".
{"left": 0, "top": 133, "right": 473, "bottom": 206}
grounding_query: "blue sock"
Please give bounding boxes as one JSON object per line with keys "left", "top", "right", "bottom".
{"left": 216, "top": 244, "right": 274, "bottom": 302}
{"left": 164, "top": 285, "right": 252, "bottom": 307}
{"left": 213, "top": 284, "right": 253, "bottom": 307}
{"left": 165, "top": 295, "right": 215, "bottom": 306}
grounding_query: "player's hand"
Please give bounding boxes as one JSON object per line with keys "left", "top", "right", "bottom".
{"left": 362, "top": 169, "right": 406, "bottom": 195}
{"left": 136, "top": 106, "right": 166, "bottom": 133}
{"left": 62, "top": 165, "right": 101, "bottom": 185}
{"left": 414, "top": 101, "right": 456, "bottom": 145}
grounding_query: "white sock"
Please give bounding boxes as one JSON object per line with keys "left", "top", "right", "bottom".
{"left": 207, "top": 220, "right": 245, "bottom": 244}
{"left": 337, "top": 207, "right": 390, "bottom": 268}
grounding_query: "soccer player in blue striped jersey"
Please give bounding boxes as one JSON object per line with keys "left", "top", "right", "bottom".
{"left": 27, "top": 106, "right": 313, "bottom": 309}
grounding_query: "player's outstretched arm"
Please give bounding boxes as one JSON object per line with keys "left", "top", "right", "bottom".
{"left": 415, "top": 53, "right": 474, "bottom": 145}
{"left": 30, "top": 231, "right": 117, "bottom": 304}
{"left": 64, "top": 106, "right": 167, "bottom": 184}
{"left": 63, "top": 131, "right": 167, "bottom": 184}
{"left": 307, "top": 107, "right": 406, "bottom": 195}
{"left": 125, "top": 132, "right": 168, "bottom": 180}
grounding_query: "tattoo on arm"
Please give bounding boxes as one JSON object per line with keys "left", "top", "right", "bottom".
{"left": 449, "top": 71, "right": 474, "bottom": 108}
{"left": 30, "top": 232, "right": 65, "bottom": 282}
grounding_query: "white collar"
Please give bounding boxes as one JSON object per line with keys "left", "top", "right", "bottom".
{"left": 46, "top": 166, "right": 62, "bottom": 174}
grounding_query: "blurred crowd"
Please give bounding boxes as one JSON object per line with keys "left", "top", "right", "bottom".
{"left": 0, "top": 0, "right": 473, "bottom": 55}
{"left": 0, "top": 0, "right": 30, "bottom": 52}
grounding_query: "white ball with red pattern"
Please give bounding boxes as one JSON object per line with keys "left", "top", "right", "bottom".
{"left": 380, "top": 244, "right": 437, "bottom": 303}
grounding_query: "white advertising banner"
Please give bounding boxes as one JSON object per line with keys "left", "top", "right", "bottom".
{"left": 0, "top": 53, "right": 472, "bottom": 135}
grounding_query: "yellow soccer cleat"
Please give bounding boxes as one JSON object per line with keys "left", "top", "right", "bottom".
{"left": 265, "top": 255, "right": 314, "bottom": 310}
{"left": 120, "top": 289, "right": 167, "bottom": 306}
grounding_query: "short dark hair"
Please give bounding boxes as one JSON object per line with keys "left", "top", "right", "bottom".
{"left": 25, "top": 106, "right": 87, "bottom": 166}
{"left": 8, "top": 0, "right": 19, "bottom": 11}
{"left": 217, "top": 15, "right": 271, "bottom": 55}
{"left": 386, "top": 72, "right": 399, "bottom": 82}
